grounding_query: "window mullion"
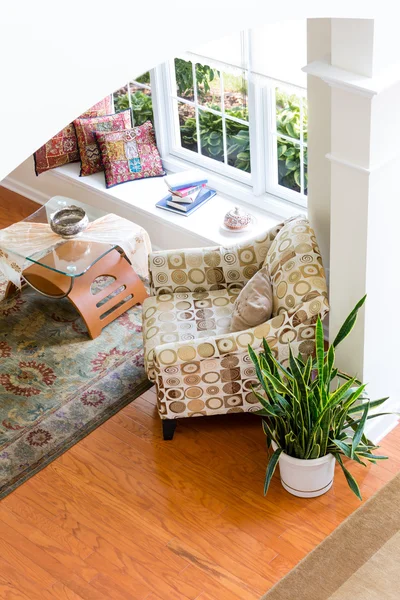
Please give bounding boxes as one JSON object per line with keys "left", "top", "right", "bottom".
{"left": 192, "top": 62, "right": 202, "bottom": 155}
{"left": 127, "top": 81, "right": 133, "bottom": 124}
{"left": 248, "top": 75, "right": 267, "bottom": 196}
{"left": 220, "top": 71, "right": 228, "bottom": 165}
{"left": 264, "top": 85, "right": 279, "bottom": 197}
{"left": 299, "top": 95, "right": 304, "bottom": 195}
{"left": 149, "top": 64, "right": 174, "bottom": 158}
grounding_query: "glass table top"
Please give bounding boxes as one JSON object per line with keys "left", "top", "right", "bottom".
{"left": 1, "top": 196, "right": 117, "bottom": 277}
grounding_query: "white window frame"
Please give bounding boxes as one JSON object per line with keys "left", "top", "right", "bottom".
{"left": 126, "top": 35, "right": 308, "bottom": 216}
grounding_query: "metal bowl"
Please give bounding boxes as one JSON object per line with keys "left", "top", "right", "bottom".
{"left": 49, "top": 205, "right": 89, "bottom": 238}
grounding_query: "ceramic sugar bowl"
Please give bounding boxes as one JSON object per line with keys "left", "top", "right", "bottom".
{"left": 224, "top": 206, "right": 252, "bottom": 231}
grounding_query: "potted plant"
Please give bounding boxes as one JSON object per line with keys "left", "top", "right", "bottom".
{"left": 248, "top": 296, "right": 392, "bottom": 500}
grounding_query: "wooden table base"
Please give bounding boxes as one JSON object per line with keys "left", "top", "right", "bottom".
{"left": 17, "top": 249, "right": 148, "bottom": 339}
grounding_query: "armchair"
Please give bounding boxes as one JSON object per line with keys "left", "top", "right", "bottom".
{"left": 142, "top": 215, "right": 329, "bottom": 439}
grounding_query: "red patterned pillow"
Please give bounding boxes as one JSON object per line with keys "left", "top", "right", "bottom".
{"left": 94, "top": 121, "right": 165, "bottom": 188}
{"left": 34, "top": 96, "right": 113, "bottom": 175}
{"left": 74, "top": 110, "right": 132, "bottom": 177}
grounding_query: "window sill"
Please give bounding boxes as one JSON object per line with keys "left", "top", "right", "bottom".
{"left": 50, "top": 162, "right": 302, "bottom": 247}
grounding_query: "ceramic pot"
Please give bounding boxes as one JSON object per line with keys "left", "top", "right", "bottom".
{"left": 224, "top": 206, "right": 252, "bottom": 230}
{"left": 50, "top": 205, "right": 89, "bottom": 238}
{"left": 272, "top": 441, "right": 335, "bottom": 498}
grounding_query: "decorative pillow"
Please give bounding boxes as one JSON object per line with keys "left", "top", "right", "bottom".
{"left": 230, "top": 265, "right": 274, "bottom": 333}
{"left": 94, "top": 121, "right": 165, "bottom": 188}
{"left": 34, "top": 96, "right": 113, "bottom": 175}
{"left": 74, "top": 109, "right": 132, "bottom": 177}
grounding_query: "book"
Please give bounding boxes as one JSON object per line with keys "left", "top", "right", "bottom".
{"left": 164, "top": 169, "right": 208, "bottom": 191}
{"left": 171, "top": 183, "right": 205, "bottom": 198}
{"left": 167, "top": 199, "right": 195, "bottom": 211}
{"left": 156, "top": 188, "right": 216, "bottom": 217}
{"left": 170, "top": 188, "right": 201, "bottom": 204}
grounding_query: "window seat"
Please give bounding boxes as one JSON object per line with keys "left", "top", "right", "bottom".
{"left": 50, "top": 163, "right": 293, "bottom": 249}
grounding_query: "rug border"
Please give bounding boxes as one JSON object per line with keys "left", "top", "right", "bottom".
{"left": 0, "top": 377, "right": 152, "bottom": 500}
{"left": 260, "top": 469, "right": 400, "bottom": 599}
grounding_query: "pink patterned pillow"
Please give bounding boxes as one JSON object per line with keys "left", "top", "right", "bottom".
{"left": 74, "top": 109, "right": 132, "bottom": 177}
{"left": 95, "top": 121, "right": 165, "bottom": 188}
{"left": 34, "top": 96, "right": 113, "bottom": 175}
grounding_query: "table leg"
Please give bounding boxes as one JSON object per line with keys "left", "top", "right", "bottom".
{"left": 22, "top": 249, "right": 148, "bottom": 339}
{"left": 69, "top": 250, "right": 148, "bottom": 338}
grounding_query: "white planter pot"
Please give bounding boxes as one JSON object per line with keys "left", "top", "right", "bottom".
{"left": 271, "top": 441, "right": 336, "bottom": 498}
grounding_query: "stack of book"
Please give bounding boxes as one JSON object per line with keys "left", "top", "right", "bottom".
{"left": 156, "top": 169, "right": 216, "bottom": 216}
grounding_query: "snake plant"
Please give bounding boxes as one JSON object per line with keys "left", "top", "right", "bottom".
{"left": 248, "top": 296, "right": 392, "bottom": 500}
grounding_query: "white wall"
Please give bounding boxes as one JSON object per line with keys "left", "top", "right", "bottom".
{"left": 1, "top": 1, "right": 378, "bottom": 182}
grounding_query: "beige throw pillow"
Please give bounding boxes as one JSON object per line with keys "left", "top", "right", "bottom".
{"left": 230, "top": 266, "right": 274, "bottom": 333}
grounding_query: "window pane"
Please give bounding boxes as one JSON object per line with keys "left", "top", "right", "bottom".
{"left": 277, "top": 136, "right": 301, "bottom": 193}
{"left": 276, "top": 88, "right": 302, "bottom": 140}
{"left": 113, "top": 84, "right": 129, "bottom": 113}
{"left": 178, "top": 102, "right": 197, "bottom": 153}
{"left": 130, "top": 85, "right": 154, "bottom": 126}
{"left": 196, "top": 62, "right": 221, "bottom": 110}
{"left": 175, "top": 58, "right": 194, "bottom": 101}
{"left": 227, "top": 121, "right": 251, "bottom": 173}
{"left": 224, "top": 71, "right": 248, "bottom": 118}
{"left": 134, "top": 71, "right": 151, "bottom": 85}
{"left": 199, "top": 108, "right": 224, "bottom": 163}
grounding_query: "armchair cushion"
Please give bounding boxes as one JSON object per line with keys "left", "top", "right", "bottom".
{"left": 230, "top": 265, "right": 273, "bottom": 332}
{"left": 142, "top": 287, "right": 239, "bottom": 380}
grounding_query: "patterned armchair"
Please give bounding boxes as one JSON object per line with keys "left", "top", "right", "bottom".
{"left": 142, "top": 215, "right": 329, "bottom": 439}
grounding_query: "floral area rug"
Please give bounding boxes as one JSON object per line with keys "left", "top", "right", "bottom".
{"left": 0, "top": 279, "right": 151, "bottom": 499}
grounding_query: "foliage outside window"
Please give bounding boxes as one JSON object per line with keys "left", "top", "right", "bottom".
{"left": 275, "top": 88, "right": 308, "bottom": 195}
{"left": 113, "top": 73, "right": 154, "bottom": 126}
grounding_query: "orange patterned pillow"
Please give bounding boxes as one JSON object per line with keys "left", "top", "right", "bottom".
{"left": 74, "top": 110, "right": 132, "bottom": 177}
{"left": 34, "top": 96, "right": 113, "bottom": 175}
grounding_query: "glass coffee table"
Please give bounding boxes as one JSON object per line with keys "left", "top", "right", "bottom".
{"left": 1, "top": 196, "right": 148, "bottom": 338}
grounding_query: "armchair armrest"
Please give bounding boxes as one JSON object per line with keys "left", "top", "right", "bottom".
{"left": 148, "top": 221, "right": 284, "bottom": 295}
{"left": 152, "top": 302, "right": 323, "bottom": 419}
{"left": 153, "top": 300, "right": 319, "bottom": 371}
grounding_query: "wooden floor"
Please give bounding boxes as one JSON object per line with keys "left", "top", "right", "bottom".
{"left": 1, "top": 187, "right": 400, "bottom": 600}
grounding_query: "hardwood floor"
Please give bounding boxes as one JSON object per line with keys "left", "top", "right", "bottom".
{"left": 1, "top": 186, "right": 400, "bottom": 599}
{"left": 0, "top": 187, "right": 39, "bottom": 228}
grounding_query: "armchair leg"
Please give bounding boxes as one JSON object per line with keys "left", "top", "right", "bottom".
{"left": 162, "top": 419, "right": 177, "bottom": 440}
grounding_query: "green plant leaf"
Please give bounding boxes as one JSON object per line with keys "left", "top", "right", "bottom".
{"left": 264, "top": 448, "right": 282, "bottom": 495}
{"left": 315, "top": 315, "right": 325, "bottom": 392}
{"left": 348, "top": 397, "right": 389, "bottom": 414}
{"left": 351, "top": 401, "right": 369, "bottom": 459}
{"left": 335, "top": 454, "right": 362, "bottom": 500}
{"left": 333, "top": 295, "right": 367, "bottom": 348}
{"left": 357, "top": 452, "right": 388, "bottom": 460}
{"left": 309, "top": 444, "right": 321, "bottom": 459}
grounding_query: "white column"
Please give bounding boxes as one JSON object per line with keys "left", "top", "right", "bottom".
{"left": 305, "top": 18, "right": 400, "bottom": 440}
{"left": 306, "top": 19, "right": 332, "bottom": 268}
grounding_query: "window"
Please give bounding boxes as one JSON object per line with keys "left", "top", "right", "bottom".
{"left": 111, "top": 21, "right": 307, "bottom": 210}
{"left": 172, "top": 59, "right": 250, "bottom": 174}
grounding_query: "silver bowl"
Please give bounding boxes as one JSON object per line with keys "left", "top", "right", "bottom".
{"left": 50, "top": 205, "right": 89, "bottom": 238}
